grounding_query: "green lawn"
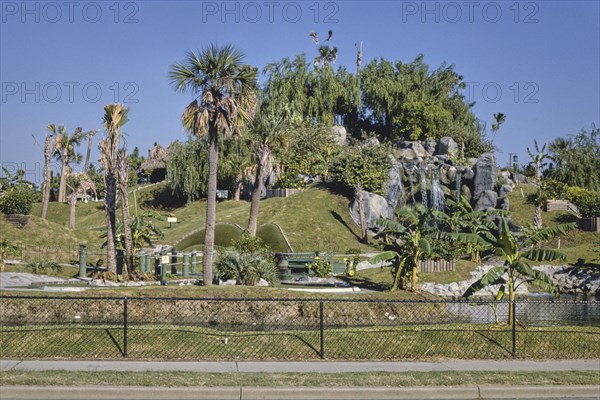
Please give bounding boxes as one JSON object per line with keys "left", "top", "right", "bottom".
{"left": 1, "top": 370, "right": 597, "bottom": 387}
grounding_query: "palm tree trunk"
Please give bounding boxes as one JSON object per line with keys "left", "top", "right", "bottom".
{"left": 58, "top": 155, "right": 68, "bottom": 203}
{"left": 118, "top": 149, "right": 134, "bottom": 274}
{"left": 355, "top": 185, "right": 368, "bottom": 243}
{"left": 41, "top": 135, "right": 52, "bottom": 219}
{"left": 104, "top": 173, "right": 118, "bottom": 274}
{"left": 202, "top": 123, "right": 219, "bottom": 286}
{"left": 233, "top": 178, "right": 242, "bottom": 201}
{"left": 248, "top": 146, "right": 270, "bottom": 237}
{"left": 84, "top": 131, "right": 95, "bottom": 174}
{"left": 68, "top": 193, "right": 77, "bottom": 229}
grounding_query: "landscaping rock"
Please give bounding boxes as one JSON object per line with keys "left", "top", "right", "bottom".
{"left": 331, "top": 125, "right": 347, "bottom": 146}
{"left": 255, "top": 278, "right": 269, "bottom": 287}
{"left": 475, "top": 190, "right": 498, "bottom": 211}
{"left": 349, "top": 190, "right": 393, "bottom": 233}
{"left": 219, "top": 279, "right": 237, "bottom": 286}
{"left": 436, "top": 136, "right": 458, "bottom": 157}
{"left": 473, "top": 153, "right": 497, "bottom": 200}
{"left": 385, "top": 157, "right": 404, "bottom": 211}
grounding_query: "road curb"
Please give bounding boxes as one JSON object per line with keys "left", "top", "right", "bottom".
{"left": 1, "top": 385, "right": 599, "bottom": 400}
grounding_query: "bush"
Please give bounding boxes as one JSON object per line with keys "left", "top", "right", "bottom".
{"left": 306, "top": 256, "right": 332, "bottom": 278}
{"left": 28, "top": 260, "right": 62, "bottom": 275}
{"left": 566, "top": 186, "right": 600, "bottom": 217}
{"left": 542, "top": 179, "right": 568, "bottom": 199}
{"left": 214, "top": 232, "right": 278, "bottom": 285}
{"left": 0, "top": 184, "right": 36, "bottom": 215}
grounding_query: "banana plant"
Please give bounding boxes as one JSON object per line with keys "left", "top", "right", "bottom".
{"left": 448, "top": 217, "right": 575, "bottom": 324}
{"left": 370, "top": 204, "right": 437, "bottom": 292}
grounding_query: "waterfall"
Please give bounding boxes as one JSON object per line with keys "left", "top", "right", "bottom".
{"left": 431, "top": 168, "right": 446, "bottom": 212}
{"left": 419, "top": 167, "right": 428, "bottom": 209}
{"left": 455, "top": 169, "right": 462, "bottom": 202}
{"left": 386, "top": 160, "right": 404, "bottom": 211}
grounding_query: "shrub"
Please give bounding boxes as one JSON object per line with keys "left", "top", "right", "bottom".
{"left": 542, "top": 179, "right": 568, "bottom": 199}
{"left": 28, "top": 260, "right": 62, "bottom": 275}
{"left": 214, "top": 232, "right": 278, "bottom": 285}
{"left": 566, "top": 186, "right": 600, "bottom": 217}
{"left": 0, "top": 184, "right": 36, "bottom": 215}
{"left": 306, "top": 256, "right": 332, "bottom": 278}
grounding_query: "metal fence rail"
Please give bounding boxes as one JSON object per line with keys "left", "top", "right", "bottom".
{"left": 1, "top": 296, "right": 598, "bottom": 361}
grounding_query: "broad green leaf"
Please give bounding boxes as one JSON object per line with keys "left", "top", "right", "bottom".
{"left": 522, "top": 248, "right": 566, "bottom": 263}
{"left": 495, "top": 285, "right": 506, "bottom": 301}
{"left": 523, "top": 222, "right": 576, "bottom": 247}
{"left": 369, "top": 251, "right": 399, "bottom": 264}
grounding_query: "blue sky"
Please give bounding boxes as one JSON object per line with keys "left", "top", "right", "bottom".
{"left": 1, "top": 0, "right": 599, "bottom": 186}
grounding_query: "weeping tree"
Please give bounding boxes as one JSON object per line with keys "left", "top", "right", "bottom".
{"left": 222, "top": 136, "right": 252, "bottom": 201}
{"left": 169, "top": 44, "right": 258, "bottom": 285}
{"left": 99, "top": 104, "right": 129, "bottom": 274}
{"left": 40, "top": 131, "right": 53, "bottom": 219}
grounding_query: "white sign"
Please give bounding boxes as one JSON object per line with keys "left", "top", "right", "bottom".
{"left": 161, "top": 255, "right": 170, "bottom": 264}
{"left": 167, "top": 217, "right": 177, "bottom": 223}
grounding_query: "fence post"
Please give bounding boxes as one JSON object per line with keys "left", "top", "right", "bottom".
{"left": 123, "top": 297, "right": 128, "bottom": 358}
{"left": 183, "top": 253, "right": 190, "bottom": 277}
{"left": 171, "top": 249, "right": 178, "bottom": 275}
{"left": 78, "top": 244, "right": 87, "bottom": 278}
{"left": 511, "top": 300, "right": 517, "bottom": 359}
{"left": 319, "top": 300, "right": 325, "bottom": 359}
{"left": 191, "top": 251, "right": 197, "bottom": 275}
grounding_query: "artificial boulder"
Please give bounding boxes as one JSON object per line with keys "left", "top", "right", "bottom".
{"left": 349, "top": 191, "right": 392, "bottom": 234}
{"left": 394, "top": 141, "right": 430, "bottom": 160}
{"left": 331, "top": 125, "right": 348, "bottom": 146}
{"left": 436, "top": 136, "right": 458, "bottom": 157}
{"left": 385, "top": 157, "right": 404, "bottom": 211}
{"left": 473, "top": 153, "right": 497, "bottom": 200}
{"left": 475, "top": 190, "right": 498, "bottom": 211}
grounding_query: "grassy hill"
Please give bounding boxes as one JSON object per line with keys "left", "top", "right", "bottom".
{"left": 3, "top": 182, "right": 597, "bottom": 272}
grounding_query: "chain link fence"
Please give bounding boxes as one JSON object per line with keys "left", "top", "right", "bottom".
{"left": 1, "top": 296, "right": 598, "bottom": 360}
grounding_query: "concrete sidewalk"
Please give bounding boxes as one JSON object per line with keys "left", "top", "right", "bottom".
{"left": 1, "top": 385, "right": 599, "bottom": 399}
{"left": 2, "top": 359, "right": 599, "bottom": 373}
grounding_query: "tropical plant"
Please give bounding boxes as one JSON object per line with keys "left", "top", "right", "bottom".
{"left": 49, "top": 124, "right": 86, "bottom": 203}
{"left": 451, "top": 217, "right": 576, "bottom": 324}
{"left": 169, "top": 44, "right": 258, "bottom": 285}
{"left": 306, "top": 256, "right": 332, "bottom": 278}
{"left": 28, "top": 260, "right": 62, "bottom": 275}
{"left": 0, "top": 168, "right": 36, "bottom": 215}
{"left": 527, "top": 189, "right": 548, "bottom": 229}
{"left": 370, "top": 205, "right": 439, "bottom": 291}
{"left": 247, "top": 99, "right": 290, "bottom": 236}
{"left": 117, "top": 147, "right": 134, "bottom": 272}
{"left": 433, "top": 197, "right": 506, "bottom": 263}
{"left": 104, "top": 211, "right": 164, "bottom": 255}
{"left": 0, "top": 239, "right": 20, "bottom": 272}
{"left": 527, "top": 140, "right": 549, "bottom": 185}
{"left": 214, "top": 232, "right": 277, "bottom": 285}
{"left": 99, "top": 103, "right": 129, "bottom": 274}
{"left": 83, "top": 129, "right": 97, "bottom": 174}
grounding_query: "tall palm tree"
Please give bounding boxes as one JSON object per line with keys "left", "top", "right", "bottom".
{"left": 50, "top": 124, "right": 85, "bottom": 203}
{"left": 169, "top": 44, "right": 258, "bottom": 285}
{"left": 247, "top": 101, "right": 289, "bottom": 236}
{"left": 117, "top": 147, "right": 134, "bottom": 273}
{"left": 99, "top": 104, "right": 129, "bottom": 274}
{"left": 40, "top": 131, "right": 53, "bottom": 219}
{"left": 83, "top": 129, "right": 97, "bottom": 174}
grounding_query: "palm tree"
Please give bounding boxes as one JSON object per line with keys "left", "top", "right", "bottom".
{"left": 370, "top": 205, "right": 438, "bottom": 291}
{"left": 50, "top": 124, "right": 85, "bottom": 203}
{"left": 40, "top": 131, "right": 53, "bottom": 219}
{"left": 117, "top": 148, "right": 134, "bottom": 273}
{"left": 247, "top": 101, "right": 289, "bottom": 236}
{"left": 99, "top": 104, "right": 129, "bottom": 274}
{"left": 314, "top": 45, "right": 338, "bottom": 68}
{"left": 452, "top": 217, "right": 575, "bottom": 324}
{"left": 83, "top": 129, "right": 97, "bottom": 174}
{"left": 491, "top": 112, "right": 506, "bottom": 133}
{"left": 169, "top": 44, "right": 258, "bottom": 285}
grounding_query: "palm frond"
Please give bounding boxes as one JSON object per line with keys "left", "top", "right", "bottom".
{"left": 523, "top": 222, "right": 576, "bottom": 247}
{"left": 521, "top": 248, "right": 566, "bottom": 263}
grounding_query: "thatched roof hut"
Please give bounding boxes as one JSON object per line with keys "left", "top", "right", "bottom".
{"left": 141, "top": 144, "right": 168, "bottom": 183}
